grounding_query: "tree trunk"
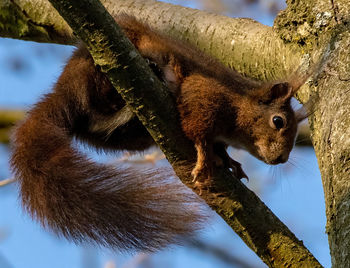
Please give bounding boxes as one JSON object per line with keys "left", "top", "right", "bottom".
{"left": 275, "top": 0, "right": 350, "bottom": 267}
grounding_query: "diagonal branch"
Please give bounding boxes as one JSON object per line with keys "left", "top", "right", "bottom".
{"left": 45, "top": 0, "right": 322, "bottom": 267}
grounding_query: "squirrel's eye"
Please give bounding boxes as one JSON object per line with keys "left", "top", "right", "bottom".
{"left": 272, "top": 116, "right": 285, "bottom": 130}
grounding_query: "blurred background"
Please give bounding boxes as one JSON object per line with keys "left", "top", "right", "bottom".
{"left": 0, "top": 0, "right": 330, "bottom": 267}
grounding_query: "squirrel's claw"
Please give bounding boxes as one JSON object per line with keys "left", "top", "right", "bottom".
{"left": 228, "top": 159, "right": 249, "bottom": 181}
{"left": 191, "top": 164, "right": 213, "bottom": 195}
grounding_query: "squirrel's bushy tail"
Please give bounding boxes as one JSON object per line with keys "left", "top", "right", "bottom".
{"left": 11, "top": 95, "right": 206, "bottom": 251}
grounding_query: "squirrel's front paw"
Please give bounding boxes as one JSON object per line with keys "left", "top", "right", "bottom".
{"left": 191, "top": 163, "right": 213, "bottom": 195}
{"left": 191, "top": 164, "right": 212, "bottom": 183}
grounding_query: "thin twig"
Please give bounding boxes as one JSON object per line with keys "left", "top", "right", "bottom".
{"left": 0, "top": 178, "right": 16, "bottom": 187}
{"left": 188, "top": 239, "right": 257, "bottom": 268}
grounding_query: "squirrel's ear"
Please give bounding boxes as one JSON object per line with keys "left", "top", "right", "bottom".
{"left": 256, "top": 82, "right": 293, "bottom": 104}
{"left": 269, "top": 82, "right": 293, "bottom": 102}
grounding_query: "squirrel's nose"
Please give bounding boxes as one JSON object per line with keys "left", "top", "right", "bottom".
{"left": 270, "top": 153, "right": 289, "bottom": 165}
{"left": 276, "top": 153, "right": 289, "bottom": 164}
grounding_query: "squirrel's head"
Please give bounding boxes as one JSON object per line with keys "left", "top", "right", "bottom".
{"left": 235, "top": 81, "right": 307, "bottom": 165}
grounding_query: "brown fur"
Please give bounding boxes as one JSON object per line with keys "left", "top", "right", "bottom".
{"left": 114, "top": 16, "right": 304, "bottom": 180}
{"left": 11, "top": 15, "right": 305, "bottom": 250}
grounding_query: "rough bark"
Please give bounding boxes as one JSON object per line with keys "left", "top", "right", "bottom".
{"left": 44, "top": 0, "right": 322, "bottom": 267}
{"left": 275, "top": 0, "right": 350, "bottom": 267}
{"left": 0, "top": 0, "right": 72, "bottom": 43}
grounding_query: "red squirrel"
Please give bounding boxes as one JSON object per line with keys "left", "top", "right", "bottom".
{"left": 10, "top": 15, "right": 306, "bottom": 251}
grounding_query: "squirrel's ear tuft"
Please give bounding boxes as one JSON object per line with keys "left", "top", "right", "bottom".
{"left": 295, "top": 94, "right": 318, "bottom": 123}
{"left": 295, "top": 107, "right": 308, "bottom": 123}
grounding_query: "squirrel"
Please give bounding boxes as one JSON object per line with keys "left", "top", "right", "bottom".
{"left": 10, "top": 15, "right": 307, "bottom": 251}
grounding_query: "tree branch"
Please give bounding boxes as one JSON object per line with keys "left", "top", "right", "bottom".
{"left": 45, "top": 0, "right": 322, "bottom": 267}
{"left": 0, "top": 109, "right": 25, "bottom": 144}
{"left": 0, "top": 0, "right": 73, "bottom": 43}
{"left": 0, "top": 0, "right": 303, "bottom": 80}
